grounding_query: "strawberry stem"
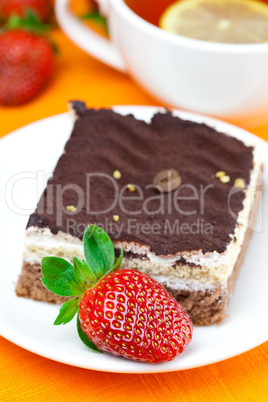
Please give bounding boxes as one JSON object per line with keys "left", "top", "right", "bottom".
{"left": 41, "top": 225, "right": 124, "bottom": 327}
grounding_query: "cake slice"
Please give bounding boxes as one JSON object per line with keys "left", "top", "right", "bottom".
{"left": 16, "top": 102, "right": 262, "bottom": 325}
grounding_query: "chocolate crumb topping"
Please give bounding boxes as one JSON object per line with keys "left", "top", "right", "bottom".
{"left": 27, "top": 107, "right": 254, "bottom": 256}
{"left": 69, "top": 100, "right": 87, "bottom": 117}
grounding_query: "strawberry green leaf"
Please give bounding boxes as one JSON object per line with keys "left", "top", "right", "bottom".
{"left": 77, "top": 314, "right": 101, "bottom": 353}
{"left": 113, "top": 248, "right": 124, "bottom": 270}
{"left": 80, "top": 11, "right": 108, "bottom": 33}
{"left": 73, "top": 257, "right": 97, "bottom": 289}
{"left": 50, "top": 40, "right": 59, "bottom": 55}
{"left": 81, "top": 11, "right": 107, "bottom": 25}
{"left": 106, "top": 248, "right": 124, "bottom": 275}
{"left": 83, "top": 225, "right": 115, "bottom": 279}
{"left": 41, "top": 257, "right": 84, "bottom": 297}
{"left": 5, "top": 10, "right": 53, "bottom": 34}
{"left": 54, "top": 297, "right": 80, "bottom": 326}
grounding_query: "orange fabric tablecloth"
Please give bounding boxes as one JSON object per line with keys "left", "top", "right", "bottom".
{"left": 0, "top": 28, "right": 267, "bottom": 402}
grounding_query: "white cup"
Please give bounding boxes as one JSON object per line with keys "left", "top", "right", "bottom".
{"left": 55, "top": 0, "right": 268, "bottom": 127}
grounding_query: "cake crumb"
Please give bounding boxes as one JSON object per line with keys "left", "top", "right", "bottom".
{"left": 127, "top": 184, "right": 136, "bottom": 192}
{"left": 66, "top": 205, "right": 77, "bottom": 212}
{"left": 220, "top": 175, "right": 230, "bottom": 184}
{"left": 234, "top": 178, "right": 245, "bottom": 188}
{"left": 215, "top": 171, "right": 226, "bottom": 178}
{"left": 113, "top": 170, "right": 121, "bottom": 179}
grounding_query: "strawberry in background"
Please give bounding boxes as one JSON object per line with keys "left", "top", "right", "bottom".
{"left": 0, "top": 0, "right": 51, "bottom": 22}
{"left": 0, "top": 28, "right": 54, "bottom": 105}
{"left": 0, "top": 5, "right": 55, "bottom": 105}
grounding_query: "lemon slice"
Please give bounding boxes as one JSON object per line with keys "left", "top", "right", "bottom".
{"left": 159, "top": 0, "right": 268, "bottom": 43}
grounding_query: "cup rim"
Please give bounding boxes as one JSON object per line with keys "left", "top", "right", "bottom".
{"left": 112, "top": 0, "right": 268, "bottom": 53}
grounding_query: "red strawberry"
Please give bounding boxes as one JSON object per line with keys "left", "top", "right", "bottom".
{"left": 0, "top": 29, "right": 54, "bottom": 105}
{"left": 41, "top": 225, "right": 193, "bottom": 364}
{"left": 79, "top": 269, "right": 192, "bottom": 363}
{"left": 0, "top": 0, "right": 51, "bottom": 22}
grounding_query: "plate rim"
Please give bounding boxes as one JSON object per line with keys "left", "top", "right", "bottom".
{"left": 1, "top": 319, "right": 268, "bottom": 374}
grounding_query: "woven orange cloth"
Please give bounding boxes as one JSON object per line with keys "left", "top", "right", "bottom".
{"left": 0, "top": 28, "right": 267, "bottom": 402}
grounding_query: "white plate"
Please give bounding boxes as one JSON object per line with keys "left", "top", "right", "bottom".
{"left": 0, "top": 106, "right": 267, "bottom": 374}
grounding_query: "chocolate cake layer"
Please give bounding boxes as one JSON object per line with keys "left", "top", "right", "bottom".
{"left": 27, "top": 106, "right": 253, "bottom": 256}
